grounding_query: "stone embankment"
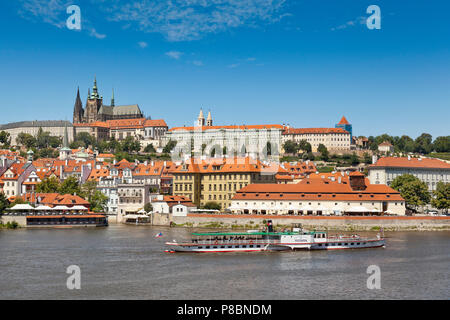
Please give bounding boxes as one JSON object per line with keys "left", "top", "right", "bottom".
{"left": 171, "top": 214, "right": 450, "bottom": 231}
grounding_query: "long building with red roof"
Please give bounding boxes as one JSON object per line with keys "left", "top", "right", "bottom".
{"left": 282, "top": 126, "right": 351, "bottom": 152}
{"left": 230, "top": 172, "right": 406, "bottom": 215}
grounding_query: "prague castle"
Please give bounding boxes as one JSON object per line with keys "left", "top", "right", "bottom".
{"left": 73, "top": 78, "right": 143, "bottom": 124}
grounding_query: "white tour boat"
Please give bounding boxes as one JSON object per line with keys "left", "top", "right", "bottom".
{"left": 165, "top": 221, "right": 385, "bottom": 253}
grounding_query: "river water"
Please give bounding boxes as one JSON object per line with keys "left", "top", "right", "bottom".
{"left": 0, "top": 224, "right": 449, "bottom": 299}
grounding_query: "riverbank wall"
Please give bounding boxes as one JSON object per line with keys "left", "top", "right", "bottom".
{"left": 0, "top": 216, "right": 27, "bottom": 227}
{"left": 171, "top": 214, "right": 450, "bottom": 231}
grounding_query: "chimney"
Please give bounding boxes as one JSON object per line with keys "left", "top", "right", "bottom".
{"left": 408, "top": 155, "right": 411, "bottom": 161}
{"left": 372, "top": 155, "right": 378, "bottom": 164}
{"left": 349, "top": 172, "right": 367, "bottom": 191}
{"left": 338, "top": 176, "right": 342, "bottom": 184}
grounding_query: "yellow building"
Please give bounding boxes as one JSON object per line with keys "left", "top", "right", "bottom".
{"left": 169, "top": 157, "right": 284, "bottom": 210}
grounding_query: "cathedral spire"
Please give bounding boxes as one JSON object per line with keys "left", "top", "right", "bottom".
{"left": 59, "top": 121, "right": 71, "bottom": 160}
{"left": 92, "top": 76, "right": 99, "bottom": 99}
{"left": 73, "top": 86, "right": 83, "bottom": 124}
{"left": 206, "top": 110, "right": 212, "bottom": 126}
{"left": 111, "top": 88, "right": 115, "bottom": 107}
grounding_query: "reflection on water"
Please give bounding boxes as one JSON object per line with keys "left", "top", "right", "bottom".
{"left": 0, "top": 225, "right": 449, "bottom": 299}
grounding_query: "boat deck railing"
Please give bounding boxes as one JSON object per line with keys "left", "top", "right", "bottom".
{"left": 191, "top": 239, "right": 280, "bottom": 245}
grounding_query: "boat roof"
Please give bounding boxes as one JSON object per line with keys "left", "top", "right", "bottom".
{"left": 191, "top": 231, "right": 317, "bottom": 236}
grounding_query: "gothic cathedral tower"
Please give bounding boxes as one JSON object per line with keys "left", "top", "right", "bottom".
{"left": 84, "top": 77, "right": 103, "bottom": 123}
{"left": 73, "top": 87, "right": 84, "bottom": 124}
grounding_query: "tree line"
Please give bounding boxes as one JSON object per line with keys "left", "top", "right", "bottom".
{"left": 366, "top": 133, "right": 449, "bottom": 154}
{"left": 390, "top": 175, "right": 449, "bottom": 213}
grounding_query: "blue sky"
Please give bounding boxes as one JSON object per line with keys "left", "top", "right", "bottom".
{"left": 0, "top": 0, "right": 449, "bottom": 138}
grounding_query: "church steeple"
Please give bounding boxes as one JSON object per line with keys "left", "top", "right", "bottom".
{"left": 197, "top": 108, "right": 205, "bottom": 127}
{"left": 92, "top": 76, "right": 99, "bottom": 99}
{"left": 59, "top": 121, "right": 71, "bottom": 160}
{"left": 73, "top": 87, "right": 83, "bottom": 124}
{"left": 111, "top": 88, "right": 115, "bottom": 107}
{"left": 206, "top": 110, "right": 213, "bottom": 126}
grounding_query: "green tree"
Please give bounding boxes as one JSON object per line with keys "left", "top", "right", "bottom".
{"left": 72, "top": 132, "right": 94, "bottom": 149}
{"left": 90, "top": 191, "right": 108, "bottom": 213}
{"left": 391, "top": 174, "right": 431, "bottom": 210}
{"left": 433, "top": 136, "right": 450, "bottom": 153}
{"left": 58, "top": 176, "right": 81, "bottom": 195}
{"left": 36, "top": 127, "right": 52, "bottom": 149}
{"left": 36, "top": 176, "right": 61, "bottom": 193}
{"left": 318, "top": 144, "right": 329, "bottom": 161}
{"left": 163, "top": 140, "right": 177, "bottom": 153}
{"left": 48, "top": 136, "right": 62, "bottom": 148}
{"left": 17, "top": 132, "right": 36, "bottom": 149}
{"left": 121, "top": 136, "right": 141, "bottom": 153}
{"left": 283, "top": 140, "right": 298, "bottom": 154}
{"left": 107, "top": 137, "right": 121, "bottom": 153}
{"left": 0, "top": 131, "right": 11, "bottom": 146}
{"left": 431, "top": 182, "right": 450, "bottom": 213}
{"left": 144, "top": 143, "right": 156, "bottom": 153}
{"left": 414, "top": 133, "right": 433, "bottom": 154}
{"left": 203, "top": 201, "right": 221, "bottom": 211}
{"left": 144, "top": 203, "right": 153, "bottom": 213}
{"left": 350, "top": 152, "right": 360, "bottom": 165}
{"left": 298, "top": 140, "right": 312, "bottom": 153}
{"left": 363, "top": 152, "right": 372, "bottom": 164}
{"left": 0, "top": 192, "right": 9, "bottom": 213}
{"left": 95, "top": 140, "right": 108, "bottom": 154}
{"left": 396, "top": 135, "right": 415, "bottom": 153}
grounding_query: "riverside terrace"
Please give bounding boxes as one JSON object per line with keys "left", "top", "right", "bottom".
{"left": 1, "top": 203, "right": 108, "bottom": 228}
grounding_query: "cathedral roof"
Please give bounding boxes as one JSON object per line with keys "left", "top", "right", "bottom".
{"left": 98, "top": 104, "right": 142, "bottom": 116}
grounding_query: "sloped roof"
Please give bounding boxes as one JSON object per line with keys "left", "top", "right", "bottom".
{"left": 0, "top": 120, "right": 72, "bottom": 130}
{"left": 283, "top": 128, "right": 349, "bottom": 135}
{"left": 232, "top": 178, "right": 403, "bottom": 201}
{"left": 370, "top": 157, "right": 450, "bottom": 169}
{"left": 337, "top": 116, "right": 350, "bottom": 125}
{"left": 169, "top": 124, "right": 283, "bottom": 132}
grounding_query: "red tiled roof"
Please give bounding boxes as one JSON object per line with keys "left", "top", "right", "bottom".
{"left": 169, "top": 124, "right": 284, "bottom": 132}
{"left": 97, "top": 153, "right": 115, "bottom": 158}
{"left": 337, "top": 116, "right": 350, "bottom": 125}
{"left": 169, "top": 157, "right": 282, "bottom": 174}
{"left": 74, "top": 118, "right": 167, "bottom": 130}
{"left": 22, "top": 193, "right": 90, "bottom": 207}
{"left": 144, "top": 119, "right": 168, "bottom": 127}
{"left": 232, "top": 178, "right": 403, "bottom": 202}
{"left": 283, "top": 128, "right": 349, "bottom": 135}
{"left": 370, "top": 157, "right": 450, "bottom": 169}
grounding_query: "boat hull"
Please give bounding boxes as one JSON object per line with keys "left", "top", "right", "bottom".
{"left": 310, "top": 239, "right": 385, "bottom": 250}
